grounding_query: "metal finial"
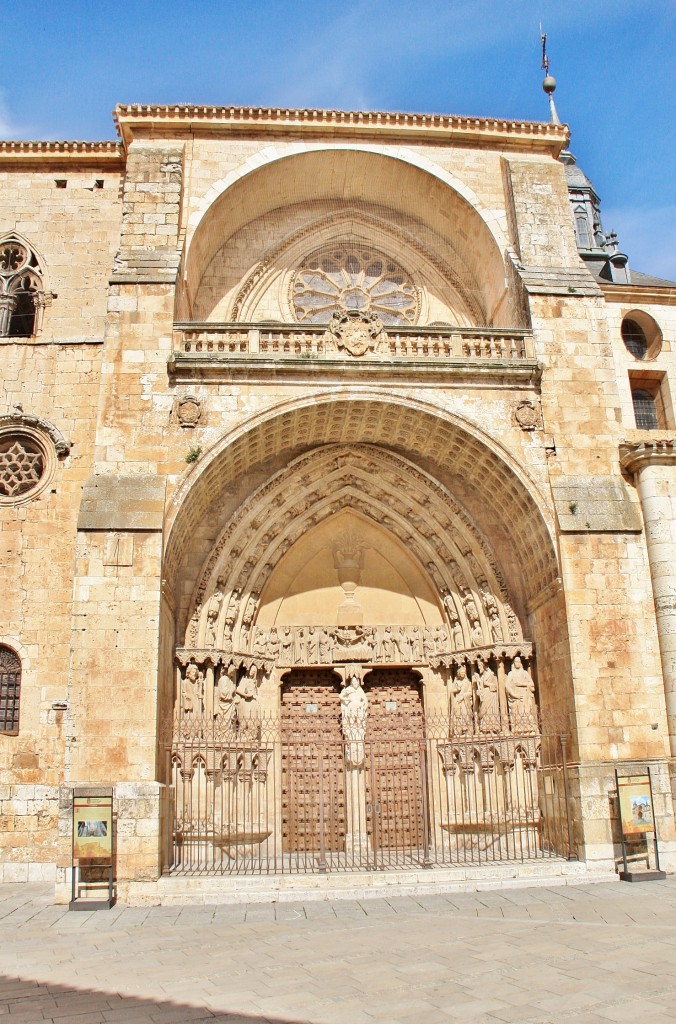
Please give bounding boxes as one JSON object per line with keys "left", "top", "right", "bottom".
{"left": 540, "top": 25, "right": 550, "bottom": 75}
{"left": 539, "top": 25, "right": 561, "bottom": 125}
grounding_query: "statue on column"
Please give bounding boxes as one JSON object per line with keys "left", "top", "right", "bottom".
{"left": 235, "top": 664, "right": 261, "bottom": 741}
{"left": 182, "top": 663, "right": 204, "bottom": 718}
{"left": 504, "top": 656, "right": 537, "bottom": 730}
{"left": 475, "top": 656, "right": 500, "bottom": 734}
{"left": 450, "top": 663, "right": 474, "bottom": 734}
{"left": 340, "top": 671, "right": 369, "bottom": 767}
{"left": 216, "top": 662, "right": 238, "bottom": 734}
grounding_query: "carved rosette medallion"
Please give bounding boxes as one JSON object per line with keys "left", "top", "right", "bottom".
{"left": 176, "top": 393, "right": 203, "bottom": 428}
{"left": 326, "top": 311, "right": 385, "bottom": 357}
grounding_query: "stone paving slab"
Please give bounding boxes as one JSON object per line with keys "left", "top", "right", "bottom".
{"left": 1, "top": 879, "right": 676, "bottom": 1022}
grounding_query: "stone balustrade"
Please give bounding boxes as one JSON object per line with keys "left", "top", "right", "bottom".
{"left": 173, "top": 322, "right": 535, "bottom": 361}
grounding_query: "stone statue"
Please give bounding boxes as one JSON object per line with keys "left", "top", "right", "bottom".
{"left": 382, "top": 626, "right": 396, "bottom": 661}
{"left": 475, "top": 657, "right": 500, "bottom": 734}
{"left": 505, "top": 657, "right": 537, "bottom": 728}
{"left": 422, "top": 628, "right": 435, "bottom": 660}
{"left": 340, "top": 672, "right": 369, "bottom": 766}
{"left": 395, "top": 627, "right": 411, "bottom": 662}
{"left": 470, "top": 622, "right": 484, "bottom": 648}
{"left": 280, "top": 626, "right": 293, "bottom": 663}
{"left": 224, "top": 589, "right": 240, "bottom": 629}
{"left": 253, "top": 629, "right": 268, "bottom": 657}
{"left": 235, "top": 663, "right": 261, "bottom": 741}
{"left": 182, "top": 663, "right": 203, "bottom": 717}
{"left": 267, "top": 627, "right": 280, "bottom": 661}
{"left": 294, "top": 626, "right": 306, "bottom": 664}
{"left": 450, "top": 617, "right": 463, "bottom": 650}
{"left": 410, "top": 626, "right": 423, "bottom": 661}
{"left": 205, "top": 577, "right": 225, "bottom": 647}
{"left": 482, "top": 589, "right": 503, "bottom": 642}
{"left": 216, "top": 662, "right": 237, "bottom": 732}
{"left": 306, "top": 626, "right": 318, "bottom": 664}
{"left": 451, "top": 664, "right": 474, "bottom": 733}
{"left": 318, "top": 627, "right": 332, "bottom": 664}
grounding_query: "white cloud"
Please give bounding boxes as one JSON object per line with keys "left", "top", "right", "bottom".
{"left": 603, "top": 205, "right": 676, "bottom": 283}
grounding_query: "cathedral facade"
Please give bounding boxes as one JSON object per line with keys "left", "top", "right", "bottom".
{"left": 1, "top": 101, "right": 675, "bottom": 899}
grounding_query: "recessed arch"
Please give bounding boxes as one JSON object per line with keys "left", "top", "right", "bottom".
{"left": 179, "top": 148, "right": 515, "bottom": 328}
{"left": 163, "top": 393, "right": 558, "bottom": 640}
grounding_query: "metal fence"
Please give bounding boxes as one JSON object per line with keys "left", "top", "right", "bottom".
{"left": 167, "top": 711, "right": 573, "bottom": 875}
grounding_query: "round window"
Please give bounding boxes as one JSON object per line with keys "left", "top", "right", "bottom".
{"left": 0, "top": 429, "right": 51, "bottom": 504}
{"left": 291, "top": 245, "right": 418, "bottom": 326}
{"left": 621, "top": 311, "right": 663, "bottom": 360}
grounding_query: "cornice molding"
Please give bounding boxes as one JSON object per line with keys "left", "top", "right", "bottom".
{"left": 601, "top": 283, "right": 676, "bottom": 306}
{"left": 113, "top": 104, "right": 569, "bottom": 155}
{"left": 0, "top": 140, "right": 123, "bottom": 167}
{"left": 620, "top": 439, "right": 676, "bottom": 475}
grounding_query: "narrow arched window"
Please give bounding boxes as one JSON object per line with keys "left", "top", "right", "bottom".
{"left": 0, "top": 646, "right": 21, "bottom": 733}
{"left": 631, "top": 388, "right": 659, "bottom": 430}
{"left": 0, "top": 238, "right": 44, "bottom": 338}
{"left": 574, "top": 209, "right": 591, "bottom": 249}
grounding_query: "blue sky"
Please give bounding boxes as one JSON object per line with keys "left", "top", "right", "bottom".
{"left": 2, "top": 0, "right": 674, "bottom": 278}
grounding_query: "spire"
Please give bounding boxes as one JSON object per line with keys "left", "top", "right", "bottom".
{"left": 540, "top": 27, "right": 561, "bottom": 126}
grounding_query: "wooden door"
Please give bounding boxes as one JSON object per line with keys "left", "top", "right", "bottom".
{"left": 280, "top": 670, "right": 346, "bottom": 853}
{"left": 364, "top": 669, "right": 425, "bottom": 853}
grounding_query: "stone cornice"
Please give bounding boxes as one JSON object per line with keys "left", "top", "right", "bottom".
{"left": 168, "top": 352, "right": 542, "bottom": 388}
{"left": 0, "top": 140, "right": 123, "bottom": 167}
{"left": 620, "top": 439, "right": 676, "bottom": 475}
{"left": 113, "top": 104, "right": 569, "bottom": 155}
{"left": 601, "top": 283, "right": 676, "bottom": 306}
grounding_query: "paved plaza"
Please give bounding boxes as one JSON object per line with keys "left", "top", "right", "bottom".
{"left": 1, "top": 878, "right": 676, "bottom": 1024}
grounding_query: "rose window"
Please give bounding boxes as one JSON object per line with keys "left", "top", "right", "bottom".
{"left": 0, "top": 436, "right": 45, "bottom": 498}
{"left": 292, "top": 245, "right": 418, "bottom": 326}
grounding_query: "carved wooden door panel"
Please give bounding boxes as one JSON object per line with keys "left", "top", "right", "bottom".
{"left": 280, "top": 670, "right": 346, "bottom": 854}
{"left": 364, "top": 669, "right": 425, "bottom": 853}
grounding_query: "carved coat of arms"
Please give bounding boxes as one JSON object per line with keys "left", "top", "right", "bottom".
{"left": 326, "top": 310, "right": 385, "bottom": 357}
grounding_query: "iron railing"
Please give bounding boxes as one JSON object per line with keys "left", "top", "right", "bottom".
{"left": 167, "top": 712, "right": 572, "bottom": 875}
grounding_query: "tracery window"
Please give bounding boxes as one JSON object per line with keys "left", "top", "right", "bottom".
{"left": 291, "top": 245, "right": 418, "bottom": 326}
{"left": 0, "top": 434, "right": 45, "bottom": 498}
{"left": 0, "top": 646, "right": 21, "bottom": 734}
{"left": 0, "top": 238, "right": 44, "bottom": 338}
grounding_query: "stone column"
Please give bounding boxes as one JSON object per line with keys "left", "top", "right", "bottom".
{"left": 0, "top": 294, "right": 16, "bottom": 336}
{"left": 621, "top": 441, "right": 676, "bottom": 753}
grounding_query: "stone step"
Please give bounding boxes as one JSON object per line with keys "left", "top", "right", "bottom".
{"left": 118, "top": 859, "right": 617, "bottom": 906}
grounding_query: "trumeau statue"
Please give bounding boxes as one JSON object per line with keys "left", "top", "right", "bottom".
{"left": 340, "top": 671, "right": 369, "bottom": 767}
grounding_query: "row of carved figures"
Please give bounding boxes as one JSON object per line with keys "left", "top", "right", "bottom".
{"left": 247, "top": 623, "right": 497, "bottom": 663}
{"left": 178, "top": 652, "right": 538, "bottom": 744}
{"left": 448, "top": 655, "right": 538, "bottom": 735}
{"left": 202, "top": 591, "right": 512, "bottom": 653}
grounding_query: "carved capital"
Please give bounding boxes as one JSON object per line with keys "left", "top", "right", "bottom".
{"left": 620, "top": 439, "right": 676, "bottom": 476}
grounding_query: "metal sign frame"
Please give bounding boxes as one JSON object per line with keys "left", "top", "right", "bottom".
{"left": 69, "top": 787, "right": 115, "bottom": 910}
{"left": 615, "top": 768, "right": 666, "bottom": 882}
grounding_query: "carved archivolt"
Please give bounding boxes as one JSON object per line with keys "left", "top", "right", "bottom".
{"left": 182, "top": 444, "right": 524, "bottom": 664}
